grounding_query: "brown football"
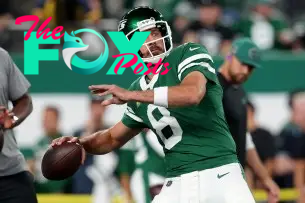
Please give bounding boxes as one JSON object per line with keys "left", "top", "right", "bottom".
{"left": 41, "top": 142, "right": 83, "bottom": 180}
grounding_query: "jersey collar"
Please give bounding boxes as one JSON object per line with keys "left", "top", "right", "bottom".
{"left": 139, "top": 64, "right": 163, "bottom": 90}
{"left": 140, "top": 73, "right": 159, "bottom": 90}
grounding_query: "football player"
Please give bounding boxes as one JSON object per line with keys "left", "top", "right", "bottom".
{"left": 52, "top": 6, "right": 255, "bottom": 202}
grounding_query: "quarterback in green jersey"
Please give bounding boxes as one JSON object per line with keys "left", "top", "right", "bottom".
{"left": 52, "top": 6, "right": 255, "bottom": 203}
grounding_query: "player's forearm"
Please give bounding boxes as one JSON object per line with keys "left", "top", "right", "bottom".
{"left": 265, "top": 159, "right": 274, "bottom": 175}
{"left": 129, "top": 85, "right": 205, "bottom": 107}
{"left": 294, "top": 160, "right": 305, "bottom": 198}
{"left": 11, "top": 94, "right": 33, "bottom": 128}
{"left": 120, "top": 175, "right": 134, "bottom": 202}
{"left": 80, "top": 129, "right": 120, "bottom": 155}
{"left": 247, "top": 149, "right": 271, "bottom": 183}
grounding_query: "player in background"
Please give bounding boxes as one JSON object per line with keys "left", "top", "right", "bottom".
{"left": 217, "top": 37, "right": 280, "bottom": 202}
{"left": 118, "top": 129, "right": 166, "bottom": 203}
{"left": 116, "top": 136, "right": 137, "bottom": 203}
{"left": 288, "top": 90, "right": 305, "bottom": 203}
{"left": 52, "top": 6, "right": 256, "bottom": 202}
{"left": 0, "top": 48, "right": 37, "bottom": 203}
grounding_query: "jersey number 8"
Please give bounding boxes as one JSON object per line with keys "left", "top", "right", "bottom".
{"left": 147, "top": 105, "right": 183, "bottom": 150}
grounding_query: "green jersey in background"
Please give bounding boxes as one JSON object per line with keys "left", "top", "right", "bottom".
{"left": 118, "top": 130, "right": 166, "bottom": 203}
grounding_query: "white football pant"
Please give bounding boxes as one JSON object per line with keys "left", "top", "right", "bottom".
{"left": 152, "top": 163, "right": 255, "bottom": 203}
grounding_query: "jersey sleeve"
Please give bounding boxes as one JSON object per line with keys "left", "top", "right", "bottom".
{"left": 1, "top": 48, "right": 31, "bottom": 101}
{"left": 121, "top": 83, "right": 147, "bottom": 129}
{"left": 121, "top": 104, "right": 146, "bottom": 128}
{"left": 177, "top": 43, "right": 217, "bottom": 83}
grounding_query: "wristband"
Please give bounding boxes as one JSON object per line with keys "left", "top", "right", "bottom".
{"left": 154, "top": 87, "right": 168, "bottom": 108}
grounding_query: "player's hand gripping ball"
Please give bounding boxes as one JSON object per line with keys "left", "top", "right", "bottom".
{"left": 42, "top": 138, "right": 85, "bottom": 180}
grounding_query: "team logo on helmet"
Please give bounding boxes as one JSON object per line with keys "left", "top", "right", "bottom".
{"left": 118, "top": 19, "right": 127, "bottom": 31}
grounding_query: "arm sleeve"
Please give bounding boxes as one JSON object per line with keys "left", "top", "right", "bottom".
{"left": 177, "top": 43, "right": 217, "bottom": 83}
{"left": 121, "top": 103, "right": 147, "bottom": 129}
{"left": 2, "top": 49, "right": 31, "bottom": 101}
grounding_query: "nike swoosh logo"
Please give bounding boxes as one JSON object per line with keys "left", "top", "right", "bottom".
{"left": 190, "top": 47, "right": 200, "bottom": 51}
{"left": 217, "top": 172, "right": 230, "bottom": 179}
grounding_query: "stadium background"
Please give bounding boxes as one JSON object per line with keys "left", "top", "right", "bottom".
{"left": 1, "top": 0, "right": 305, "bottom": 202}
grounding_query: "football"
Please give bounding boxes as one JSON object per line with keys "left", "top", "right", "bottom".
{"left": 41, "top": 141, "right": 83, "bottom": 180}
{"left": 0, "top": 128, "right": 4, "bottom": 152}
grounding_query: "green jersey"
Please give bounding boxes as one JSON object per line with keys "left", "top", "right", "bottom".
{"left": 233, "top": 12, "right": 291, "bottom": 50}
{"left": 121, "top": 42, "right": 238, "bottom": 177}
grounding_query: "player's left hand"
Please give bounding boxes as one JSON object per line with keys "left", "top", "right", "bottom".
{"left": 263, "top": 178, "right": 280, "bottom": 203}
{"left": 89, "top": 85, "right": 131, "bottom": 106}
{"left": 0, "top": 106, "right": 15, "bottom": 129}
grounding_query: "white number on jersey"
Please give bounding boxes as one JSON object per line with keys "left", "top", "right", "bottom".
{"left": 147, "top": 104, "right": 183, "bottom": 150}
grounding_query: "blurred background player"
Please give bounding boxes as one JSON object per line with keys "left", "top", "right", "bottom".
{"left": 275, "top": 89, "right": 305, "bottom": 203}
{"left": 233, "top": 0, "right": 295, "bottom": 50}
{"left": 273, "top": 89, "right": 305, "bottom": 203}
{"left": 183, "top": 0, "right": 234, "bottom": 56}
{"left": 290, "top": 91, "right": 305, "bottom": 203}
{"left": 117, "top": 134, "right": 137, "bottom": 203}
{"left": 0, "top": 1, "right": 13, "bottom": 49}
{"left": 217, "top": 37, "right": 280, "bottom": 202}
{"left": 245, "top": 100, "right": 276, "bottom": 192}
{"left": 118, "top": 129, "right": 166, "bottom": 203}
{"left": 71, "top": 95, "right": 107, "bottom": 194}
{"left": 30, "top": 105, "right": 71, "bottom": 193}
{"left": 31, "top": 0, "right": 102, "bottom": 51}
{"left": 32, "top": 0, "right": 101, "bottom": 32}
{"left": 0, "top": 47, "right": 37, "bottom": 203}
{"left": 72, "top": 95, "right": 122, "bottom": 203}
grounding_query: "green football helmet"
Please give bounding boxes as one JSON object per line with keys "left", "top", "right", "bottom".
{"left": 118, "top": 6, "right": 173, "bottom": 64}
